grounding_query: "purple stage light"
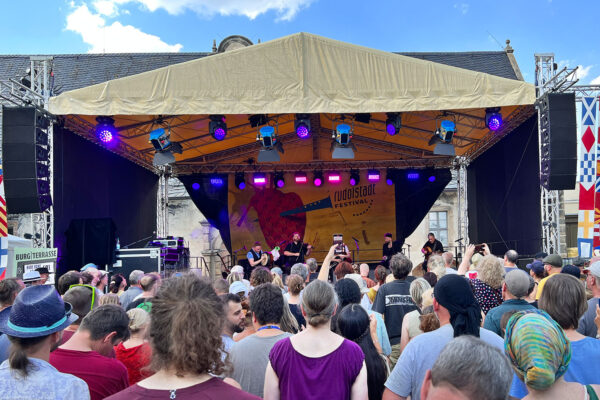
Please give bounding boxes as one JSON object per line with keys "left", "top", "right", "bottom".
{"left": 328, "top": 173, "right": 341, "bottom": 183}
{"left": 97, "top": 127, "right": 114, "bottom": 143}
{"left": 296, "top": 124, "right": 310, "bottom": 139}
{"left": 192, "top": 182, "right": 201, "bottom": 190}
{"left": 276, "top": 178, "right": 285, "bottom": 188}
{"left": 213, "top": 127, "right": 227, "bottom": 140}
{"left": 407, "top": 172, "right": 419, "bottom": 180}
{"left": 386, "top": 123, "right": 396, "bottom": 136}
{"left": 314, "top": 177, "right": 322, "bottom": 186}
{"left": 349, "top": 177, "right": 357, "bottom": 186}
{"left": 386, "top": 178, "right": 393, "bottom": 185}
{"left": 253, "top": 174, "right": 267, "bottom": 185}
{"left": 487, "top": 115, "right": 502, "bottom": 131}
{"left": 238, "top": 181, "right": 246, "bottom": 190}
{"left": 210, "top": 177, "right": 224, "bottom": 187}
{"left": 295, "top": 173, "right": 308, "bottom": 184}
{"left": 428, "top": 175, "right": 436, "bottom": 182}
{"left": 367, "top": 170, "right": 380, "bottom": 182}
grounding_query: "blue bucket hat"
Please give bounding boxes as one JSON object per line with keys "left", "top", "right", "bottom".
{"left": 0, "top": 285, "right": 78, "bottom": 338}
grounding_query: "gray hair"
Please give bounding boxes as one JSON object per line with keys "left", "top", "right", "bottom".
{"left": 430, "top": 336, "right": 513, "bottom": 400}
{"left": 389, "top": 253, "right": 412, "bottom": 279}
{"left": 291, "top": 263, "right": 309, "bottom": 281}
{"left": 505, "top": 250, "right": 519, "bottom": 264}
{"left": 306, "top": 258, "right": 318, "bottom": 272}
{"left": 409, "top": 278, "right": 431, "bottom": 308}
{"left": 129, "top": 270, "right": 144, "bottom": 285}
{"left": 442, "top": 252, "right": 453, "bottom": 266}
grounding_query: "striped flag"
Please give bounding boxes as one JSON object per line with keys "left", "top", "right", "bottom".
{"left": 0, "top": 158, "right": 7, "bottom": 280}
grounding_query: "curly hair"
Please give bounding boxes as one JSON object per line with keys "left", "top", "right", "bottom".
{"left": 477, "top": 255, "right": 505, "bottom": 289}
{"left": 250, "top": 283, "right": 284, "bottom": 325}
{"left": 149, "top": 273, "right": 226, "bottom": 376}
{"left": 250, "top": 267, "right": 272, "bottom": 287}
{"left": 419, "top": 305, "right": 440, "bottom": 333}
{"left": 286, "top": 274, "right": 304, "bottom": 296}
{"left": 428, "top": 255, "right": 446, "bottom": 280}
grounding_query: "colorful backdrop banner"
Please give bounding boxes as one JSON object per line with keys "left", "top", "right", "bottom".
{"left": 0, "top": 158, "right": 7, "bottom": 280}
{"left": 228, "top": 177, "right": 396, "bottom": 262}
{"left": 579, "top": 96, "right": 598, "bottom": 258}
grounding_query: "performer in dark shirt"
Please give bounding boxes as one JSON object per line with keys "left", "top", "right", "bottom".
{"left": 421, "top": 232, "right": 444, "bottom": 272}
{"left": 283, "top": 233, "right": 312, "bottom": 273}
{"left": 382, "top": 233, "right": 401, "bottom": 268}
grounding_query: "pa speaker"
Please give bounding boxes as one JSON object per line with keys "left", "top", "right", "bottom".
{"left": 539, "top": 92, "right": 577, "bottom": 190}
{"left": 2, "top": 106, "right": 52, "bottom": 213}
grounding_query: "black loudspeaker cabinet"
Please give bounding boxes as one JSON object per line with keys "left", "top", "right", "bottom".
{"left": 2, "top": 106, "right": 52, "bottom": 213}
{"left": 539, "top": 92, "right": 577, "bottom": 190}
{"left": 65, "top": 218, "right": 117, "bottom": 268}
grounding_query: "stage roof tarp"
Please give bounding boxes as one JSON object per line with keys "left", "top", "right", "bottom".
{"left": 49, "top": 32, "right": 535, "bottom": 116}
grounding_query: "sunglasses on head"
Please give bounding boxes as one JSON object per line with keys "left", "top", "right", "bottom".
{"left": 68, "top": 284, "right": 97, "bottom": 311}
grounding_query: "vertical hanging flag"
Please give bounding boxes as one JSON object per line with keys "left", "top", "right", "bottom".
{"left": 579, "top": 97, "right": 598, "bottom": 258}
{"left": 0, "top": 158, "right": 7, "bottom": 280}
{"left": 595, "top": 118, "right": 600, "bottom": 253}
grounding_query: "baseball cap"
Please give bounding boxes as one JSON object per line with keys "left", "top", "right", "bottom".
{"left": 229, "top": 281, "right": 248, "bottom": 297}
{"left": 561, "top": 265, "right": 581, "bottom": 279}
{"left": 526, "top": 260, "right": 545, "bottom": 275}
{"left": 542, "top": 254, "right": 563, "bottom": 268}
{"left": 584, "top": 261, "right": 600, "bottom": 277}
{"left": 572, "top": 257, "right": 586, "bottom": 267}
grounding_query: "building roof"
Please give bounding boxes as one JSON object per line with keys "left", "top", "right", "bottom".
{"left": 0, "top": 48, "right": 521, "bottom": 96}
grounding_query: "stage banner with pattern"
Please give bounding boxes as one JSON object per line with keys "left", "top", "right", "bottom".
{"left": 0, "top": 158, "right": 7, "bottom": 280}
{"left": 578, "top": 97, "right": 598, "bottom": 258}
{"left": 228, "top": 175, "right": 396, "bottom": 262}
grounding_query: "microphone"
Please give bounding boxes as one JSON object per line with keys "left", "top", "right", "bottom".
{"left": 351, "top": 237, "right": 360, "bottom": 242}
{"left": 455, "top": 238, "right": 463, "bottom": 242}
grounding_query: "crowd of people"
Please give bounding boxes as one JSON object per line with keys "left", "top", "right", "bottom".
{"left": 0, "top": 239, "right": 599, "bottom": 400}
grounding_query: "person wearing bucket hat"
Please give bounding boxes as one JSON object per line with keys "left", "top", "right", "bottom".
{"left": 535, "top": 254, "right": 563, "bottom": 300}
{"left": 0, "top": 285, "right": 89, "bottom": 399}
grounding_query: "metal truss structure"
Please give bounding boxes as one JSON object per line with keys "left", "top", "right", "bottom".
{"left": 456, "top": 158, "right": 469, "bottom": 247}
{"left": 156, "top": 166, "right": 171, "bottom": 238}
{"left": 0, "top": 56, "right": 55, "bottom": 248}
{"left": 535, "top": 53, "right": 600, "bottom": 255}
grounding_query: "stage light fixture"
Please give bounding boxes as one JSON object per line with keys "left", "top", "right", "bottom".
{"left": 354, "top": 113, "right": 371, "bottom": 124}
{"left": 95, "top": 116, "right": 116, "bottom": 143}
{"left": 349, "top": 170, "right": 360, "bottom": 186}
{"left": 192, "top": 182, "right": 200, "bottom": 190}
{"left": 428, "top": 175, "right": 436, "bottom": 182}
{"left": 294, "top": 114, "right": 311, "bottom": 139}
{"left": 249, "top": 114, "right": 268, "bottom": 128}
{"left": 367, "top": 169, "right": 380, "bottom": 183}
{"left": 313, "top": 171, "right": 323, "bottom": 187}
{"left": 429, "top": 119, "right": 456, "bottom": 156}
{"left": 274, "top": 172, "right": 285, "bottom": 188}
{"left": 407, "top": 172, "right": 420, "bottom": 180}
{"left": 328, "top": 172, "right": 341, "bottom": 183}
{"left": 295, "top": 172, "right": 308, "bottom": 184}
{"left": 235, "top": 173, "right": 246, "bottom": 190}
{"left": 150, "top": 128, "right": 171, "bottom": 151}
{"left": 385, "top": 113, "right": 401, "bottom": 136}
{"left": 253, "top": 173, "right": 267, "bottom": 186}
{"left": 257, "top": 125, "right": 284, "bottom": 162}
{"left": 210, "top": 176, "right": 224, "bottom": 187}
{"left": 485, "top": 108, "right": 503, "bottom": 131}
{"left": 331, "top": 123, "right": 356, "bottom": 159}
{"left": 209, "top": 115, "right": 227, "bottom": 141}
{"left": 386, "top": 169, "right": 394, "bottom": 185}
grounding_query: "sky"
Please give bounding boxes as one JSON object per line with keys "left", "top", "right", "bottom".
{"left": 0, "top": 0, "right": 598, "bottom": 84}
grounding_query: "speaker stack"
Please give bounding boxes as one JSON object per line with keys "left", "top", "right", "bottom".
{"left": 539, "top": 92, "right": 577, "bottom": 190}
{"left": 2, "top": 106, "right": 52, "bottom": 213}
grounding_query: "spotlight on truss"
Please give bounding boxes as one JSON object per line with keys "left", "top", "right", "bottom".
{"left": 257, "top": 125, "right": 284, "bottom": 162}
{"left": 331, "top": 123, "right": 357, "bottom": 159}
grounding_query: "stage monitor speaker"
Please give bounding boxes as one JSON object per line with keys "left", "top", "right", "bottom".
{"left": 65, "top": 218, "right": 117, "bottom": 268}
{"left": 2, "top": 106, "right": 52, "bottom": 213}
{"left": 539, "top": 92, "right": 577, "bottom": 190}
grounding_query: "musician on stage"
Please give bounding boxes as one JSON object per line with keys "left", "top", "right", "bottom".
{"left": 382, "top": 233, "right": 401, "bottom": 268}
{"left": 283, "top": 232, "right": 312, "bottom": 267}
{"left": 247, "top": 242, "right": 265, "bottom": 268}
{"left": 421, "top": 233, "right": 444, "bottom": 272}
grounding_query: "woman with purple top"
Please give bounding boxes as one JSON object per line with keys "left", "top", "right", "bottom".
{"left": 264, "top": 280, "right": 368, "bottom": 400}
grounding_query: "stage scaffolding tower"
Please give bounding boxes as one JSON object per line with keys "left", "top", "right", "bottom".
{"left": 0, "top": 56, "right": 54, "bottom": 248}
{"left": 535, "top": 53, "right": 600, "bottom": 255}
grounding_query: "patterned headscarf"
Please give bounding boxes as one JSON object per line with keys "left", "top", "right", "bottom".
{"left": 504, "top": 309, "right": 571, "bottom": 391}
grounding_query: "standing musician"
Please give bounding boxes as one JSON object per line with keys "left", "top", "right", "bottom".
{"left": 382, "top": 233, "right": 401, "bottom": 268}
{"left": 283, "top": 232, "right": 312, "bottom": 272}
{"left": 421, "top": 232, "right": 444, "bottom": 272}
